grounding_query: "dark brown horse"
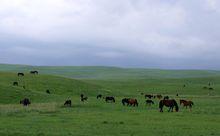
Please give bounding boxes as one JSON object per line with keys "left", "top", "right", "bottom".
{"left": 159, "top": 99, "right": 179, "bottom": 112}
{"left": 180, "top": 100, "right": 194, "bottom": 111}
{"left": 127, "top": 99, "right": 138, "bottom": 107}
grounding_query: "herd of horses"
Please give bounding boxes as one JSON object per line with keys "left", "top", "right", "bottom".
{"left": 15, "top": 71, "right": 196, "bottom": 112}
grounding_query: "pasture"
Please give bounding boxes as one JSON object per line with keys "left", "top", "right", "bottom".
{"left": 0, "top": 66, "right": 220, "bottom": 136}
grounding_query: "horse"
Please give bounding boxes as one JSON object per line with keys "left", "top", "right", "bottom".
{"left": 159, "top": 99, "right": 179, "bottom": 112}
{"left": 122, "top": 98, "right": 129, "bottom": 106}
{"left": 163, "top": 96, "right": 169, "bottom": 100}
{"left": 17, "top": 73, "right": 24, "bottom": 76}
{"left": 97, "top": 94, "right": 102, "bottom": 99}
{"left": 145, "top": 94, "right": 153, "bottom": 99}
{"left": 203, "top": 86, "right": 208, "bottom": 89}
{"left": 81, "top": 97, "right": 88, "bottom": 102}
{"left": 209, "top": 87, "right": 214, "bottom": 90}
{"left": 146, "top": 100, "right": 154, "bottom": 106}
{"left": 46, "top": 90, "right": 50, "bottom": 94}
{"left": 64, "top": 100, "right": 71, "bottom": 107}
{"left": 105, "top": 96, "right": 115, "bottom": 103}
{"left": 156, "top": 94, "right": 163, "bottom": 99}
{"left": 20, "top": 98, "right": 31, "bottom": 106}
{"left": 127, "top": 99, "right": 138, "bottom": 107}
{"left": 180, "top": 100, "right": 194, "bottom": 111}
{"left": 13, "top": 81, "right": 18, "bottom": 86}
{"left": 80, "top": 94, "right": 88, "bottom": 102}
{"left": 30, "top": 71, "right": 38, "bottom": 75}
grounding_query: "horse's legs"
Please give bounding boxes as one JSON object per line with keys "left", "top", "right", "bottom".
{"left": 171, "top": 106, "right": 174, "bottom": 112}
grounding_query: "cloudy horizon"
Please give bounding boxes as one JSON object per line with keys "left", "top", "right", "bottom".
{"left": 0, "top": 0, "right": 220, "bottom": 70}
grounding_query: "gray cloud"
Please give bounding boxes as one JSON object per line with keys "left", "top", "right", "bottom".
{"left": 0, "top": 0, "right": 220, "bottom": 69}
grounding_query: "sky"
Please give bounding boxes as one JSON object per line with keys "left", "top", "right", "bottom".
{"left": 0, "top": 0, "right": 220, "bottom": 69}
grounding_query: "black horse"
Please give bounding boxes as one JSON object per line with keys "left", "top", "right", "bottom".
{"left": 122, "top": 98, "right": 129, "bottom": 106}
{"left": 80, "top": 94, "right": 88, "bottom": 102}
{"left": 18, "top": 73, "right": 24, "bottom": 76}
{"left": 46, "top": 90, "right": 50, "bottom": 94}
{"left": 105, "top": 96, "right": 115, "bottom": 103}
{"left": 13, "top": 81, "right": 18, "bottom": 86}
{"left": 146, "top": 100, "right": 154, "bottom": 106}
{"left": 159, "top": 99, "right": 179, "bottom": 112}
{"left": 97, "top": 94, "right": 102, "bottom": 99}
{"left": 81, "top": 97, "right": 88, "bottom": 102}
{"left": 145, "top": 94, "right": 154, "bottom": 99}
{"left": 64, "top": 100, "right": 71, "bottom": 107}
{"left": 30, "top": 71, "right": 38, "bottom": 75}
{"left": 20, "top": 98, "right": 31, "bottom": 106}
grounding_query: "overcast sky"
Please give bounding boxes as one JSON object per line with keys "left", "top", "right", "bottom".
{"left": 0, "top": 0, "right": 220, "bottom": 69}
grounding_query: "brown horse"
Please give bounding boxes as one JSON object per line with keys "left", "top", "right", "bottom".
{"left": 159, "top": 99, "right": 179, "bottom": 112}
{"left": 128, "top": 98, "right": 138, "bottom": 107}
{"left": 180, "top": 100, "right": 194, "bottom": 111}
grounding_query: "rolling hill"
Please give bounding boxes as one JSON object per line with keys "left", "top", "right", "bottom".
{"left": 1, "top": 64, "right": 220, "bottom": 79}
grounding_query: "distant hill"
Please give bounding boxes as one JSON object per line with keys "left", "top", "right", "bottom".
{"left": 0, "top": 72, "right": 103, "bottom": 104}
{"left": 0, "top": 64, "right": 220, "bottom": 79}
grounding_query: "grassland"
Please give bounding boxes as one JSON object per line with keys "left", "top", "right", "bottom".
{"left": 0, "top": 64, "right": 220, "bottom": 136}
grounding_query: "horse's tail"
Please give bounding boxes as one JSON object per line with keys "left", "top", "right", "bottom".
{"left": 173, "top": 100, "right": 179, "bottom": 112}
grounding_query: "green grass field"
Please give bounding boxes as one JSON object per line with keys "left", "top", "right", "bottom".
{"left": 0, "top": 64, "right": 220, "bottom": 136}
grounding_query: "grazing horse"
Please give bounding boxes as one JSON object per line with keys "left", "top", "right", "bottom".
{"left": 30, "top": 71, "right": 38, "bottom": 75}
{"left": 80, "top": 94, "right": 88, "bottom": 102}
{"left": 46, "top": 90, "right": 50, "bottom": 94}
{"left": 13, "top": 81, "right": 18, "bottom": 86}
{"left": 203, "top": 86, "right": 208, "bottom": 89}
{"left": 180, "top": 100, "right": 194, "bottom": 111}
{"left": 105, "top": 96, "right": 115, "bottom": 103}
{"left": 20, "top": 98, "right": 31, "bottom": 106}
{"left": 128, "top": 99, "right": 138, "bottom": 107}
{"left": 17, "top": 73, "right": 24, "bottom": 76}
{"left": 145, "top": 94, "right": 153, "bottom": 99}
{"left": 209, "top": 87, "right": 214, "bottom": 90}
{"left": 64, "top": 100, "right": 71, "bottom": 107}
{"left": 122, "top": 98, "right": 129, "bottom": 106}
{"left": 81, "top": 97, "right": 88, "bottom": 102}
{"left": 146, "top": 100, "right": 154, "bottom": 106}
{"left": 97, "top": 94, "right": 102, "bottom": 99}
{"left": 163, "top": 96, "right": 169, "bottom": 100}
{"left": 159, "top": 99, "right": 179, "bottom": 112}
{"left": 156, "top": 94, "right": 163, "bottom": 99}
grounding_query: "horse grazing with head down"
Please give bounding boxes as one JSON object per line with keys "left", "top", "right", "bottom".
{"left": 97, "top": 94, "right": 102, "bottom": 99}
{"left": 64, "top": 100, "right": 72, "bottom": 107}
{"left": 159, "top": 99, "right": 179, "bottom": 112}
{"left": 128, "top": 98, "right": 138, "bottom": 107}
{"left": 146, "top": 100, "right": 154, "bottom": 106}
{"left": 180, "top": 100, "right": 194, "bottom": 111}
{"left": 122, "top": 98, "right": 129, "bottom": 106}
{"left": 105, "top": 96, "right": 115, "bottom": 103}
